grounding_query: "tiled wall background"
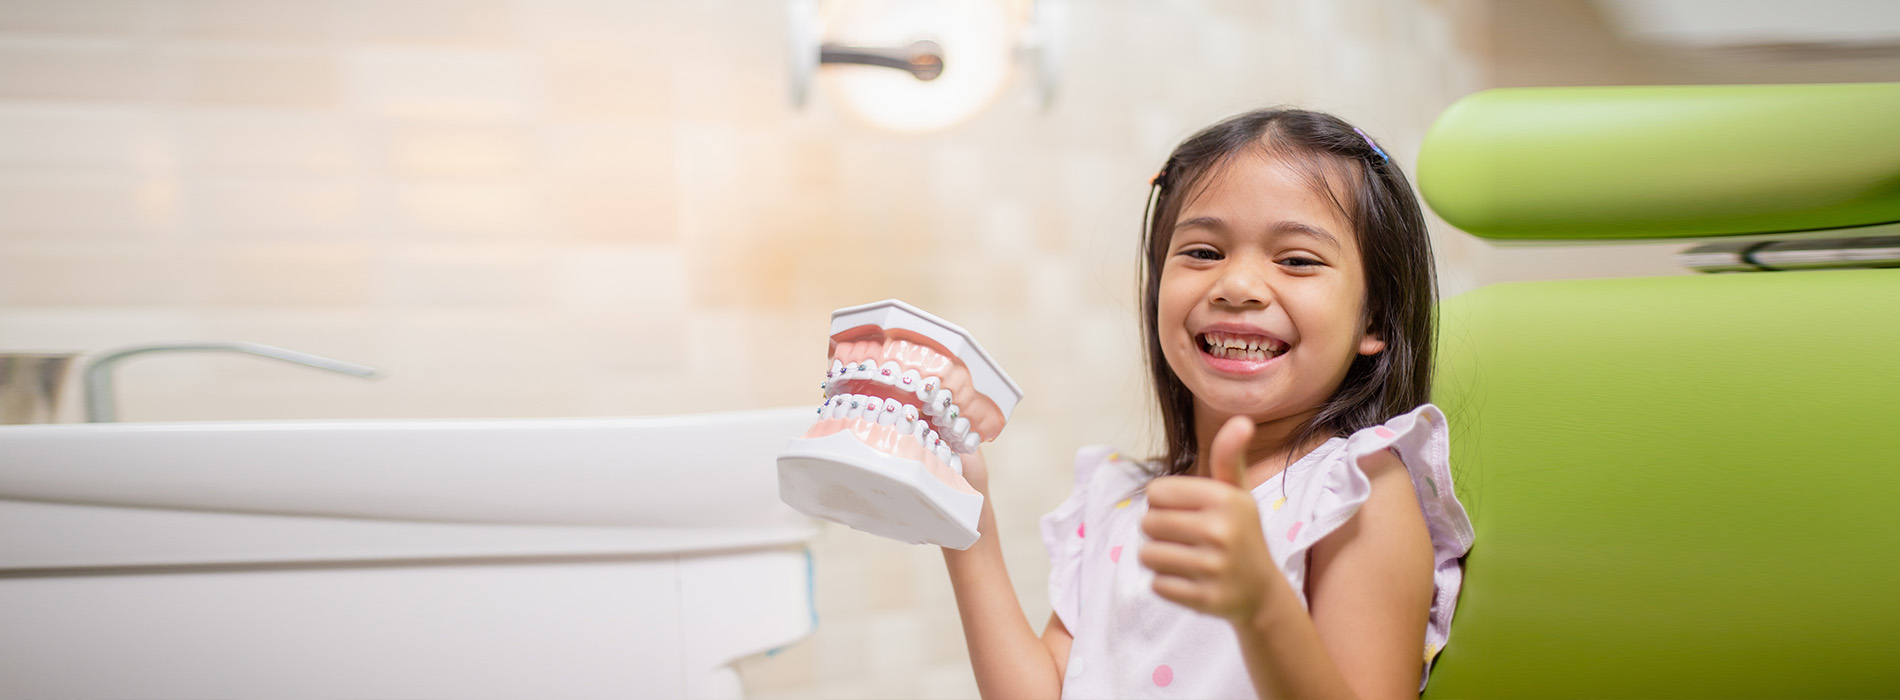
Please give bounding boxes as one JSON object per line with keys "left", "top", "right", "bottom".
{"left": 0, "top": 0, "right": 1703, "bottom": 697}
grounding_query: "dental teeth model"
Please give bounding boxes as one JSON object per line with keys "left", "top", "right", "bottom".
{"left": 777, "top": 299, "right": 1024, "bottom": 550}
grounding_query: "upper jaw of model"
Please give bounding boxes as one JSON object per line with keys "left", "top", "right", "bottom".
{"left": 801, "top": 302, "right": 1021, "bottom": 490}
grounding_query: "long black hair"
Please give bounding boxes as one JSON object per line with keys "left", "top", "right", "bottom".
{"left": 1139, "top": 108, "right": 1436, "bottom": 478}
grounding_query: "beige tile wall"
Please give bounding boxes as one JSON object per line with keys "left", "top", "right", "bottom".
{"left": 0, "top": 0, "right": 1493, "bottom": 697}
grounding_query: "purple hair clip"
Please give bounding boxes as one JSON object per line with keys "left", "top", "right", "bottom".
{"left": 1353, "top": 127, "right": 1390, "bottom": 164}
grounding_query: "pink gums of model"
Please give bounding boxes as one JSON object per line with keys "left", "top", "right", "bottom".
{"left": 777, "top": 300, "right": 1022, "bottom": 549}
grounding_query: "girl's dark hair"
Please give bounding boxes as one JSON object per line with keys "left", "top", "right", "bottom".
{"left": 1139, "top": 108, "right": 1436, "bottom": 478}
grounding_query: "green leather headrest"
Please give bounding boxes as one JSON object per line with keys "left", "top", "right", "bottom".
{"left": 1418, "top": 82, "right": 1900, "bottom": 241}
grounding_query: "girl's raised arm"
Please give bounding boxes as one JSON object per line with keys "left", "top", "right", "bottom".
{"left": 941, "top": 449, "right": 1070, "bottom": 699}
{"left": 1235, "top": 447, "right": 1433, "bottom": 700}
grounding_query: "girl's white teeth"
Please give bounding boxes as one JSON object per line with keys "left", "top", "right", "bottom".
{"left": 1201, "top": 332, "right": 1284, "bottom": 360}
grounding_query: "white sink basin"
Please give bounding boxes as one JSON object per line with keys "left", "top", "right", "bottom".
{"left": 0, "top": 407, "right": 812, "bottom": 529}
{"left": 0, "top": 407, "right": 821, "bottom": 699}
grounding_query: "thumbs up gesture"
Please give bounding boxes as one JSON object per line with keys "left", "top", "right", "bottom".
{"left": 1140, "top": 415, "right": 1281, "bottom": 623}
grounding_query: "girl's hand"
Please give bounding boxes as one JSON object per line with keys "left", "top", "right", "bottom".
{"left": 958, "top": 447, "right": 990, "bottom": 495}
{"left": 1139, "top": 415, "right": 1280, "bottom": 623}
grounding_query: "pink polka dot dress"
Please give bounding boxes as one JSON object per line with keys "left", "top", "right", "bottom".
{"left": 1040, "top": 404, "right": 1475, "bottom": 698}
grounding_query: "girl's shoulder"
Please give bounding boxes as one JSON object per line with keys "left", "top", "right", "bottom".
{"left": 1287, "top": 403, "right": 1474, "bottom": 564}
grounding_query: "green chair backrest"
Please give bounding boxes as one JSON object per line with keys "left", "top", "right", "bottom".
{"left": 1424, "top": 270, "right": 1900, "bottom": 697}
{"left": 1418, "top": 82, "right": 1900, "bottom": 697}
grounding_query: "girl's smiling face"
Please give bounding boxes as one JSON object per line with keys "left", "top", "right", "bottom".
{"left": 1157, "top": 151, "right": 1386, "bottom": 431}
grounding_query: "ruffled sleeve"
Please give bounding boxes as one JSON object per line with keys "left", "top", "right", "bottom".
{"left": 1288, "top": 404, "right": 1475, "bottom": 692}
{"left": 1040, "top": 445, "right": 1114, "bottom": 635}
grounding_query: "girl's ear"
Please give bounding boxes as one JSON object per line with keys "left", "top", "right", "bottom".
{"left": 1357, "top": 328, "right": 1386, "bottom": 356}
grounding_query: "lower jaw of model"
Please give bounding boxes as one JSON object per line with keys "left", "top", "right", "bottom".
{"left": 777, "top": 300, "right": 1022, "bottom": 550}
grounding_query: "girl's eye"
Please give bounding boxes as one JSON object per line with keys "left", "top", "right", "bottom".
{"left": 1280, "top": 256, "right": 1323, "bottom": 268}
{"left": 1182, "top": 248, "right": 1222, "bottom": 261}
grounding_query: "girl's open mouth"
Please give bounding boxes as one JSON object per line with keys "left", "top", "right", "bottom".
{"left": 1197, "top": 330, "right": 1287, "bottom": 372}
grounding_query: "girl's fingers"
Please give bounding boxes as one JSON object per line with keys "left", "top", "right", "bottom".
{"left": 1138, "top": 540, "right": 1218, "bottom": 578}
{"left": 1208, "top": 416, "right": 1255, "bottom": 488}
{"left": 1146, "top": 475, "right": 1230, "bottom": 510}
{"left": 1150, "top": 573, "right": 1206, "bottom": 610}
{"left": 1139, "top": 509, "right": 1217, "bottom": 545}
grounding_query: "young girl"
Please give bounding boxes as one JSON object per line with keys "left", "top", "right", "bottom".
{"left": 942, "top": 109, "right": 1474, "bottom": 699}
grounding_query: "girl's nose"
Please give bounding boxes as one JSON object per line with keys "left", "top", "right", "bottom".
{"left": 1210, "top": 268, "right": 1273, "bottom": 308}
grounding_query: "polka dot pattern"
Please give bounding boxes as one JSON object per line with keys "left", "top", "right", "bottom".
{"left": 1078, "top": 522, "right": 1086, "bottom": 538}
{"left": 1115, "top": 498, "right": 1132, "bottom": 509}
{"left": 1109, "top": 545, "right": 1122, "bottom": 563}
{"left": 1153, "top": 664, "right": 1173, "bottom": 687}
{"left": 1374, "top": 426, "right": 1396, "bottom": 439}
{"left": 1287, "top": 521, "right": 1303, "bottom": 541}
{"left": 1270, "top": 496, "right": 1286, "bottom": 511}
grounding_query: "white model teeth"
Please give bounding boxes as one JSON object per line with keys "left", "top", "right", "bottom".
{"left": 815, "top": 359, "right": 995, "bottom": 465}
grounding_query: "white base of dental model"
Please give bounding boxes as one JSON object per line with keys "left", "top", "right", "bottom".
{"left": 779, "top": 430, "right": 985, "bottom": 549}
{"left": 778, "top": 300, "right": 1022, "bottom": 550}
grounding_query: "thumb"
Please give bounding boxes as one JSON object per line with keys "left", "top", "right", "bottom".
{"left": 1208, "top": 415, "right": 1254, "bottom": 489}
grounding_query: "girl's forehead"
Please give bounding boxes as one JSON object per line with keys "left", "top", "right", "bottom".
{"left": 1175, "top": 151, "right": 1359, "bottom": 244}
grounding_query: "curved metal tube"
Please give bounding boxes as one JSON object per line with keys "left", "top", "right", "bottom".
{"left": 84, "top": 342, "right": 383, "bottom": 423}
{"left": 820, "top": 39, "right": 944, "bottom": 81}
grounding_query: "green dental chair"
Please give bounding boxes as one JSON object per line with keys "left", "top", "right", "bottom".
{"left": 1416, "top": 83, "right": 1900, "bottom": 698}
